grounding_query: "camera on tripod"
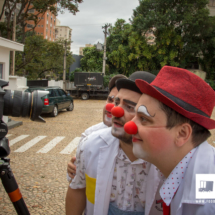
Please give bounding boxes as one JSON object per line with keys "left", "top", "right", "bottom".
{"left": 0, "top": 79, "right": 49, "bottom": 215}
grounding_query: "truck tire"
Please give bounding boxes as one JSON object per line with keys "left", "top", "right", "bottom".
{"left": 81, "top": 93, "right": 89, "bottom": 100}
{"left": 51, "top": 105, "right": 58, "bottom": 117}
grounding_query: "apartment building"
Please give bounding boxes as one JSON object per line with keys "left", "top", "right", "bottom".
{"left": 79, "top": 44, "right": 94, "bottom": 56}
{"left": 209, "top": 0, "right": 215, "bottom": 16}
{"left": 56, "top": 18, "right": 61, "bottom": 26}
{"left": 55, "top": 25, "right": 72, "bottom": 49}
{"left": 25, "top": 8, "right": 56, "bottom": 41}
{"left": 55, "top": 26, "right": 72, "bottom": 41}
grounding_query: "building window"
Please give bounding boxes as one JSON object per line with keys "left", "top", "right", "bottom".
{"left": 38, "top": 32, "right": 40, "bottom": 35}
{"left": 41, "top": 17, "right": 44, "bottom": 19}
{"left": 27, "top": 24, "right": 33, "bottom": 28}
{"left": 41, "top": 33, "right": 43, "bottom": 35}
{"left": 38, "top": 25, "right": 40, "bottom": 27}
{"left": 28, "top": 9, "right": 34, "bottom": 13}
{"left": 41, "top": 25, "right": 43, "bottom": 27}
{"left": 38, "top": 17, "right": 41, "bottom": 19}
{"left": 0, "top": 64, "right": 3, "bottom": 79}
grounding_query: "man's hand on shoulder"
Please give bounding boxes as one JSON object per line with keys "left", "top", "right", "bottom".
{"left": 67, "top": 157, "right": 76, "bottom": 180}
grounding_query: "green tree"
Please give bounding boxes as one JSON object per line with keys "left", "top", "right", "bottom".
{"left": 106, "top": 19, "right": 159, "bottom": 76}
{"left": 106, "top": 19, "right": 132, "bottom": 75}
{"left": 80, "top": 46, "right": 103, "bottom": 72}
{"left": 131, "top": 0, "right": 212, "bottom": 68}
{"left": 15, "top": 35, "right": 74, "bottom": 80}
{"left": 199, "top": 16, "right": 215, "bottom": 80}
{"left": 1, "top": 0, "right": 83, "bottom": 41}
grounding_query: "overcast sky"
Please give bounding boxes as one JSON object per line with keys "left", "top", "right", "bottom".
{"left": 58, "top": 0, "right": 140, "bottom": 55}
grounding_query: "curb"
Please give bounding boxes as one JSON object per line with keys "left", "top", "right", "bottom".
{"left": 7, "top": 120, "right": 23, "bottom": 130}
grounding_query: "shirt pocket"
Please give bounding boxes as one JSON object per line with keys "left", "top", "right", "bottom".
{"left": 85, "top": 173, "right": 96, "bottom": 204}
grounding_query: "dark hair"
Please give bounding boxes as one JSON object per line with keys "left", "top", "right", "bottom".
{"left": 159, "top": 102, "right": 211, "bottom": 147}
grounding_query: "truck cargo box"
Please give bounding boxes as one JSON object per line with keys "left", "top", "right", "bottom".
{"left": 74, "top": 72, "right": 104, "bottom": 88}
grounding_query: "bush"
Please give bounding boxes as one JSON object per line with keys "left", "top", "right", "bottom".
{"left": 206, "top": 79, "right": 215, "bottom": 90}
{"left": 104, "top": 73, "right": 119, "bottom": 88}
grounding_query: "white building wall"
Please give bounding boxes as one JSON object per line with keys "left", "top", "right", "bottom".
{"left": 0, "top": 37, "right": 24, "bottom": 123}
{"left": 4, "top": 76, "right": 28, "bottom": 91}
{"left": 0, "top": 47, "right": 10, "bottom": 81}
{"left": 48, "top": 80, "right": 63, "bottom": 88}
{"left": 0, "top": 47, "right": 10, "bottom": 123}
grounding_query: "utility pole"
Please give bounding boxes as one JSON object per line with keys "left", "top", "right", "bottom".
{"left": 10, "top": 10, "right": 16, "bottom": 76}
{"left": 63, "top": 40, "right": 67, "bottom": 91}
{"left": 102, "top": 23, "right": 111, "bottom": 75}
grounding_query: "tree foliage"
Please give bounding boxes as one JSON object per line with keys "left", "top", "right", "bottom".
{"left": 106, "top": 19, "right": 132, "bottom": 75}
{"left": 1, "top": 0, "right": 83, "bottom": 41}
{"left": 80, "top": 46, "right": 103, "bottom": 72}
{"left": 199, "top": 16, "right": 215, "bottom": 80}
{"left": 106, "top": 19, "right": 159, "bottom": 76}
{"left": 131, "top": 0, "right": 212, "bottom": 69}
{"left": 15, "top": 35, "right": 74, "bottom": 80}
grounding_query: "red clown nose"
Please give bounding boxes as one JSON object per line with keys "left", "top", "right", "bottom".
{"left": 111, "top": 106, "right": 124, "bottom": 118}
{"left": 105, "top": 103, "right": 115, "bottom": 112}
{"left": 124, "top": 121, "right": 138, "bottom": 135}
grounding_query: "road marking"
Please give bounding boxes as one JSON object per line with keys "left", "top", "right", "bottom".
{"left": 14, "top": 136, "right": 47, "bottom": 153}
{"left": 60, "top": 137, "right": 81, "bottom": 154}
{"left": 37, "top": 136, "right": 65, "bottom": 153}
{"left": 9, "top": 135, "right": 29, "bottom": 146}
{"left": 6, "top": 134, "right": 12, "bottom": 137}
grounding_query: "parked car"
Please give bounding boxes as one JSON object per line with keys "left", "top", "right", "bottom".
{"left": 25, "top": 86, "right": 74, "bottom": 117}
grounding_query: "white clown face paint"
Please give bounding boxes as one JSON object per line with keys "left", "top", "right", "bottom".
{"left": 105, "top": 114, "right": 112, "bottom": 122}
{"left": 133, "top": 142, "right": 147, "bottom": 159}
{"left": 137, "top": 105, "right": 153, "bottom": 117}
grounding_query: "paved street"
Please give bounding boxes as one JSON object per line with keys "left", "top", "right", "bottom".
{"left": 0, "top": 99, "right": 105, "bottom": 215}
{"left": 1, "top": 99, "right": 215, "bottom": 215}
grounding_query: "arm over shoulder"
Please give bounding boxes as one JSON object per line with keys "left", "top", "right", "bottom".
{"left": 69, "top": 137, "right": 87, "bottom": 189}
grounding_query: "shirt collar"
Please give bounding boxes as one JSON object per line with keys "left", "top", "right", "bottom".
{"left": 117, "top": 147, "right": 145, "bottom": 164}
{"left": 159, "top": 147, "right": 197, "bottom": 206}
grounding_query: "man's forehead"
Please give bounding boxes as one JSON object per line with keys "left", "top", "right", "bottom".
{"left": 136, "top": 93, "right": 160, "bottom": 111}
{"left": 116, "top": 88, "right": 141, "bottom": 101}
{"left": 108, "top": 87, "right": 118, "bottom": 97}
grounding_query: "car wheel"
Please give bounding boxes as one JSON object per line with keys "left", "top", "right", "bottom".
{"left": 51, "top": 105, "right": 58, "bottom": 117}
{"left": 67, "top": 102, "right": 74, "bottom": 111}
{"left": 81, "top": 93, "right": 89, "bottom": 100}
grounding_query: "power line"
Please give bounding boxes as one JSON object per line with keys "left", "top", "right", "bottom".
{"left": 69, "top": 23, "right": 113, "bottom": 26}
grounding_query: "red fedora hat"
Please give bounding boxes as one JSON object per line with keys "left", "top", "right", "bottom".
{"left": 135, "top": 66, "right": 215, "bottom": 129}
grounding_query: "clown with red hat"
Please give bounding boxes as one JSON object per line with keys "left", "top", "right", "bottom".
{"left": 124, "top": 66, "right": 215, "bottom": 215}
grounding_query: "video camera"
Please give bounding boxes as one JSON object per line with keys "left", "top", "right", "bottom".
{"left": 0, "top": 79, "right": 48, "bottom": 215}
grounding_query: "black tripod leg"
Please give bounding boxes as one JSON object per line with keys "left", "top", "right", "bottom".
{"left": 1, "top": 162, "right": 30, "bottom": 215}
